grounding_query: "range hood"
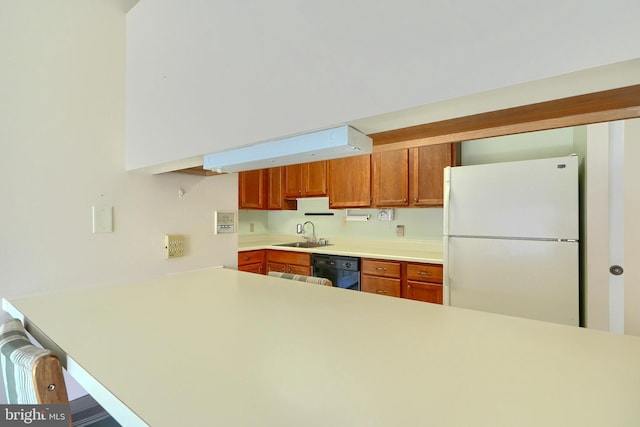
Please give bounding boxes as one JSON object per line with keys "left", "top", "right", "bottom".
{"left": 203, "top": 126, "right": 372, "bottom": 173}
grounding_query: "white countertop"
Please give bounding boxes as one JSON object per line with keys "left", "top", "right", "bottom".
{"left": 4, "top": 267, "right": 640, "bottom": 426}
{"left": 238, "top": 234, "right": 444, "bottom": 263}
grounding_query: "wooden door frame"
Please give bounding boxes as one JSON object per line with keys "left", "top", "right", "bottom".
{"left": 370, "top": 84, "right": 640, "bottom": 149}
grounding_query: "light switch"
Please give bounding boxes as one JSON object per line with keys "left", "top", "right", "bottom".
{"left": 92, "top": 205, "right": 113, "bottom": 233}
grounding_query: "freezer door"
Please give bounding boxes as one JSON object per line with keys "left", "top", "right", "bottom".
{"left": 445, "top": 237, "right": 579, "bottom": 326}
{"left": 446, "top": 156, "right": 579, "bottom": 240}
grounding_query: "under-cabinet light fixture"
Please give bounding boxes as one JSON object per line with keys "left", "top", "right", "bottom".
{"left": 203, "top": 125, "right": 372, "bottom": 173}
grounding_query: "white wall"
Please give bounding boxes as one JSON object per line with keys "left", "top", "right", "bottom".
{"left": 0, "top": 5, "right": 237, "bottom": 302}
{"left": 125, "top": 0, "right": 640, "bottom": 172}
{"left": 584, "top": 119, "right": 640, "bottom": 335}
{"left": 0, "top": 0, "right": 239, "bottom": 404}
{"left": 623, "top": 119, "right": 640, "bottom": 335}
{"left": 461, "top": 128, "right": 578, "bottom": 165}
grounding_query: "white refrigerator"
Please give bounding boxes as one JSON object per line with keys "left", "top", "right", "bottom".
{"left": 443, "top": 155, "right": 579, "bottom": 326}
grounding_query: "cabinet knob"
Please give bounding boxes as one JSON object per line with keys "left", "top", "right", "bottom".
{"left": 403, "top": 198, "right": 407, "bottom": 202}
{"left": 413, "top": 198, "right": 418, "bottom": 202}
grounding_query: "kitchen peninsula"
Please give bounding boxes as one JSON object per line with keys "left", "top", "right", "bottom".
{"left": 4, "top": 267, "right": 640, "bottom": 426}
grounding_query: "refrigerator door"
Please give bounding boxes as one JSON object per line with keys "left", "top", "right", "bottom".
{"left": 445, "top": 237, "right": 579, "bottom": 326}
{"left": 445, "top": 156, "right": 579, "bottom": 240}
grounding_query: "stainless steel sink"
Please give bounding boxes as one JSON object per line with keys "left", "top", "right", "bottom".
{"left": 274, "top": 242, "right": 332, "bottom": 249}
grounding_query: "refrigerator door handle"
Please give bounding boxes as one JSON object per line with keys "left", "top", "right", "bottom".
{"left": 443, "top": 167, "right": 452, "bottom": 306}
{"left": 443, "top": 236, "right": 450, "bottom": 306}
{"left": 443, "top": 167, "right": 452, "bottom": 236}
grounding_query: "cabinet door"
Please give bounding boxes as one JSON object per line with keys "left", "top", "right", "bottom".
{"left": 372, "top": 149, "right": 409, "bottom": 207}
{"left": 267, "top": 167, "right": 296, "bottom": 210}
{"left": 409, "top": 144, "right": 459, "bottom": 207}
{"left": 303, "top": 161, "right": 327, "bottom": 196}
{"left": 328, "top": 155, "right": 371, "bottom": 208}
{"left": 406, "top": 281, "right": 443, "bottom": 304}
{"left": 362, "top": 275, "right": 401, "bottom": 297}
{"left": 284, "top": 165, "right": 303, "bottom": 198}
{"left": 239, "top": 263, "right": 264, "bottom": 274}
{"left": 238, "top": 169, "right": 266, "bottom": 209}
{"left": 267, "top": 261, "right": 287, "bottom": 273}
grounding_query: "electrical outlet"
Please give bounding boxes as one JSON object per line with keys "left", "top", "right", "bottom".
{"left": 396, "top": 225, "right": 405, "bottom": 237}
{"left": 164, "top": 235, "right": 185, "bottom": 258}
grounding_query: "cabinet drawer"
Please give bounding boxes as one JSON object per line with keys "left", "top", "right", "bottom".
{"left": 238, "top": 250, "right": 265, "bottom": 266}
{"left": 406, "top": 263, "right": 443, "bottom": 283}
{"left": 361, "top": 259, "right": 401, "bottom": 278}
{"left": 362, "top": 276, "right": 401, "bottom": 297}
{"left": 266, "top": 250, "right": 311, "bottom": 267}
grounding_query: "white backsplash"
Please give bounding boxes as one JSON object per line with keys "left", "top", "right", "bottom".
{"left": 238, "top": 198, "right": 444, "bottom": 241}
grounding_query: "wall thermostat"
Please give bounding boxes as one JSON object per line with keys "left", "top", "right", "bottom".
{"left": 214, "top": 211, "right": 237, "bottom": 234}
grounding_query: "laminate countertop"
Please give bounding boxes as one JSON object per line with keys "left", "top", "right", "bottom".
{"left": 5, "top": 267, "right": 640, "bottom": 426}
{"left": 238, "top": 234, "right": 443, "bottom": 264}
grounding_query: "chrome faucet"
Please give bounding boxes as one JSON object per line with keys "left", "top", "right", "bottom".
{"left": 297, "top": 221, "right": 316, "bottom": 244}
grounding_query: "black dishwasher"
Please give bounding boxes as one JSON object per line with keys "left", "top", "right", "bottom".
{"left": 311, "top": 254, "right": 360, "bottom": 291}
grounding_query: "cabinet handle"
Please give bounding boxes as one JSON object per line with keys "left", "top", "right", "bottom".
{"left": 376, "top": 289, "right": 387, "bottom": 294}
{"left": 418, "top": 271, "right": 432, "bottom": 276}
{"left": 375, "top": 267, "right": 387, "bottom": 271}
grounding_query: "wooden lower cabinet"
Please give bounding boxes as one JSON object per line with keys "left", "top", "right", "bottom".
{"left": 361, "top": 275, "right": 401, "bottom": 297}
{"left": 361, "top": 258, "right": 443, "bottom": 304}
{"left": 404, "top": 262, "right": 443, "bottom": 304}
{"left": 361, "top": 258, "right": 402, "bottom": 298}
{"left": 266, "top": 250, "right": 312, "bottom": 276}
{"left": 238, "top": 250, "right": 266, "bottom": 274}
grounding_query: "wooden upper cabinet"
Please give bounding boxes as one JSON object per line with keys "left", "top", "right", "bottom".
{"left": 372, "top": 143, "right": 459, "bottom": 208}
{"left": 409, "top": 143, "right": 459, "bottom": 207}
{"left": 327, "top": 155, "right": 371, "bottom": 208}
{"left": 238, "top": 169, "right": 266, "bottom": 209}
{"left": 284, "top": 161, "right": 327, "bottom": 198}
{"left": 372, "top": 149, "right": 410, "bottom": 207}
{"left": 267, "top": 167, "right": 296, "bottom": 210}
